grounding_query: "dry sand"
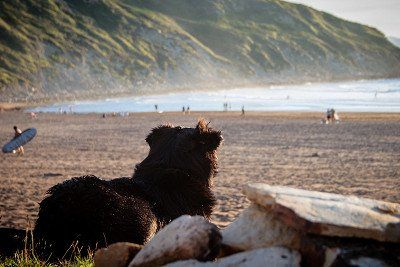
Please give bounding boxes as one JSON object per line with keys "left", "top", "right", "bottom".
{"left": 0, "top": 110, "right": 399, "bottom": 229}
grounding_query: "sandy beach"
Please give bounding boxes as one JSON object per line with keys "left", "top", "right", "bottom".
{"left": 0, "top": 110, "right": 399, "bottom": 229}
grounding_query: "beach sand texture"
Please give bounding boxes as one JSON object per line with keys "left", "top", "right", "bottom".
{"left": 0, "top": 111, "right": 399, "bottom": 229}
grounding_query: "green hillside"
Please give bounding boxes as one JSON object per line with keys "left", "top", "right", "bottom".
{"left": 1, "top": 0, "right": 400, "bottom": 102}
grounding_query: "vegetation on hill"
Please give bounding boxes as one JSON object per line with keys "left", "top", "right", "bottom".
{"left": 1, "top": 0, "right": 400, "bottom": 102}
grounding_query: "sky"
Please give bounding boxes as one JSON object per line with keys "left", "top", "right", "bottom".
{"left": 285, "top": 0, "right": 400, "bottom": 38}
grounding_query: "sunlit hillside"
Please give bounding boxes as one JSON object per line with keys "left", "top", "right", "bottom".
{"left": 1, "top": 0, "right": 400, "bottom": 102}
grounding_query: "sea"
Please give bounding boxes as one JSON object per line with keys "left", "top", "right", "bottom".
{"left": 30, "top": 78, "right": 400, "bottom": 113}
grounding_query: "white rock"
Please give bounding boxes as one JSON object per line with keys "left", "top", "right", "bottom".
{"left": 243, "top": 183, "right": 400, "bottom": 242}
{"left": 221, "top": 204, "right": 301, "bottom": 251}
{"left": 164, "top": 247, "right": 301, "bottom": 267}
{"left": 128, "top": 215, "right": 221, "bottom": 267}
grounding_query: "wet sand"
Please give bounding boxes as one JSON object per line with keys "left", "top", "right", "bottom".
{"left": 1, "top": 110, "right": 399, "bottom": 229}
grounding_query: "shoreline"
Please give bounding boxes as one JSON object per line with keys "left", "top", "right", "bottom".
{"left": 2, "top": 109, "right": 400, "bottom": 121}
{"left": 2, "top": 76, "right": 399, "bottom": 111}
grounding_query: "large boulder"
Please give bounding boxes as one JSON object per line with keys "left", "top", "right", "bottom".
{"left": 243, "top": 183, "right": 400, "bottom": 242}
{"left": 128, "top": 215, "right": 221, "bottom": 267}
{"left": 221, "top": 204, "right": 301, "bottom": 251}
{"left": 164, "top": 247, "right": 301, "bottom": 267}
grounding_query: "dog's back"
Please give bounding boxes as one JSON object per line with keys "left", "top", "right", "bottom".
{"left": 33, "top": 120, "right": 222, "bottom": 258}
{"left": 34, "top": 175, "right": 157, "bottom": 256}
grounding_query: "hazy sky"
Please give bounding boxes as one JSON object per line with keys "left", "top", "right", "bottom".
{"left": 285, "top": 0, "right": 400, "bottom": 37}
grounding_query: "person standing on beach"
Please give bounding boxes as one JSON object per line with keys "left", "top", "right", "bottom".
{"left": 241, "top": 105, "right": 245, "bottom": 116}
{"left": 13, "top": 126, "right": 24, "bottom": 156}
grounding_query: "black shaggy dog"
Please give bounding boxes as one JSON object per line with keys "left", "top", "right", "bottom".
{"left": 33, "top": 119, "right": 222, "bottom": 257}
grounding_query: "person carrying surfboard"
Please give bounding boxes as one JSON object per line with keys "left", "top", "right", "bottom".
{"left": 13, "top": 126, "right": 24, "bottom": 155}
{"left": 2, "top": 126, "right": 36, "bottom": 155}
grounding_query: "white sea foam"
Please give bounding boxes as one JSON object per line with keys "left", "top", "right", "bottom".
{"left": 30, "top": 78, "right": 400, "bottom": 113}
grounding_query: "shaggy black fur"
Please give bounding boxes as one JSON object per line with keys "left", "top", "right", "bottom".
{"left": 0, "top": 228, "right": 28, "bottom": 257}
{"left": 33, "top": 119, "right": 222, "bottom": 257}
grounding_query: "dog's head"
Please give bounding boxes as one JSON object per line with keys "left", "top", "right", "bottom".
{"left": 139, "top": 119, "right": 223, "bottom": 182}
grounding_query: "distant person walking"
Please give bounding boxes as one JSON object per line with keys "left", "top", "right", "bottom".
{"left": 332, "top": 109, "right": 340, "bottom": 122}
{"left": 241, "top": 105, "right": 245, "bottom": 116}
{"left": 323, "top": 108, "right": 340, "bottom": 124}
{"left": 186, "top": 106, "right": 190, "bottom": 114}
{"left": 223, "top": 102, "right": 229, "bottom": 112}
{"left": 13, "top": 126, "right": 24, "bottom": 155}
{"left": 154, "top": 104, "right": 158, "bottom": 112}
{"left": 182, "top": 106, "right": 186, "bottom": 114}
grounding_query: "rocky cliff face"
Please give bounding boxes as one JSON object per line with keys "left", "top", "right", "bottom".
{"left": 1, "top": 0, "right": 400, "bottom": 102}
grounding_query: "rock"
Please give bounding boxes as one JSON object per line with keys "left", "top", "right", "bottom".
{"left": 94, "top": 242, "right": 143, "bottom": 267}
{"left": 349, "top": 257, "right": 389, "bottom": 267}
{"left": 243, "top": 183, "right": 400, "bottom": 242}
{"left": 221, "top": 204, "right": 301, "bottom": 251}
{"left": 128, "top": 215, "right": 221, "bottom": 267}
{"left": 299, "top": 234, "right": 400, "bottom": 267}
{"left": 217, "top": 243, "right": 245, "bottom": 258}
{"left": 164, "top": 247, "right": 301, "bottom": 267}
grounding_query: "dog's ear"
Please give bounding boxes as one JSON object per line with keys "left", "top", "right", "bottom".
{"left": 146, "top": 124, "right": 173, "bottom": 146}
{"left": 195, "top": 119, "right": 208, "bottom": 133}
{"left": 195, "top": 119, "right": 223, "bottom": 151}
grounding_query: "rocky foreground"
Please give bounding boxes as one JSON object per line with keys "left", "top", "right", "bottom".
{"left": 94, "top": 183, "right": 400, "bottom": 267}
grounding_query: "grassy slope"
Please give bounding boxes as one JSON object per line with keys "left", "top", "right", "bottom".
{"left": 0, "top": 0, "right": 221, "bottom": 101}
{"left": 140, "top": 0, "right": 400, "bottom": 74}
{"left": 1, "top": 0, "right": 400, "bottom": 102}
